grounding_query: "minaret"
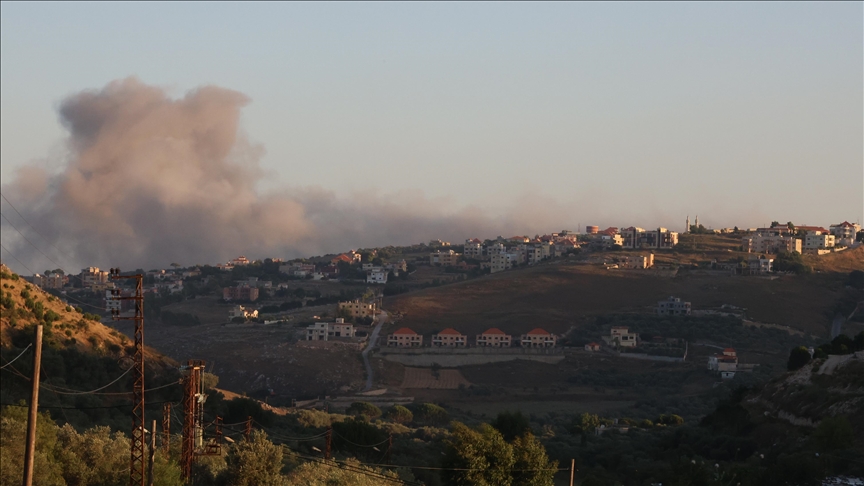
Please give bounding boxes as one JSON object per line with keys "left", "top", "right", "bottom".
{"left": 695, "top": 215, "right": 699, "bottom": 228}
{"left": 685, "top": 215, "right": 690, "bottom": 233}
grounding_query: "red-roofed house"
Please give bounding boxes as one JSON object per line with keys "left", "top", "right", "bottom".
{"left": 795, "top": 226, "right": 830, "bottom": 235}
{"left": 476, "top": 328, "right": 512, "bottom": 347}
{"left": 387, "top": 328, "right": 423, "bottom": 347}
{"left": 520, "top": 328, "right": 557, "bottom": 348}
{"left": 432, "top": 328, "right": 467, "bottom": 347}
{"left": 584, "top": 342, "right": 601, "bottom": 352}
{"left": 331, "top": 254, "right": 354, "bottom": 265}
{"left": 708, "top": 348, "right": 739, "bottom": 379}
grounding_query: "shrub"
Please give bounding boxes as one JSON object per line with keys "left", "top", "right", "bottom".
{"left": 787, "top": 346, "right": 812, "bottom": 371}
{"left": 346, "top": 402, "right": 382, "bottom": 420}
{"left": 383, "top": 405, "right": 413, "bottom": 424}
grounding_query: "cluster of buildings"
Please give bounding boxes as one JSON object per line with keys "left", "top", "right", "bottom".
{"left": 386, "top": 327, "right": 558, "bottom": 348}
{"left": 742, "top": 222, "right": 860, "bottom": 256}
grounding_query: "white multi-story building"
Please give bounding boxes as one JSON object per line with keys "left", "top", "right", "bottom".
{"left": 804, "top": 232, "right": 835, "bottom": 250}
{"left": 80, "top": 267, "right": 109, "bottom": 288}
{"left": 742, "top": 234, "right": 802, "bottom": 254}
{"left": 490, "top": 252, "right": 523, "bottom": 273}
{"left": 306, "top": 318, "right": 356, "bottom": 341}
{"left": 463, "top": 239, "right": 484, "bottom": 259}
{"left": 656, "top": 297, "right": 691, "bottom": 316}
{"left": 366, "top": 268, "right": 388, "bottom": 284}
{"left": 829, "top": 221, "right": 860, "bottom": 246}
{"left": 609, "top": 326, "right": 639, "bottom": 348}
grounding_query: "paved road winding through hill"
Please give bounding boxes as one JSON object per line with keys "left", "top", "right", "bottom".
{"left": 362, "top": 311, "right": 388, "bottom": 392}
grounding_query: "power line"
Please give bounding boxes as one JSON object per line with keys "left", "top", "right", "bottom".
{"left": 0, "top": 192, "right": 78, "bottom": 263}
{"left": 0, "top": 242, "right": 107, "bottom": 312}
{"left": 0, "top": 212, "right": 70, "bottom": 275}
{"left": 1, "top": 364, "right": 179, "bottom": 396}
{"left": 332, "top": 429, "right": 390, "bottom": 448}
{"left": 280, "top": 447, "right": 420, "bottom": 486}
{"left": 0, "top": 344, "right": 32, "bottom": 369}
{"left": 1, "top": 400, "right": 178, "bottom": 411}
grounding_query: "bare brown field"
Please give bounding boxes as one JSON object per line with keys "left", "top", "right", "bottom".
{"left": 385, "top": 261, "right": 846, "bottom": 337}
{"left": 401, "top": 367, "right": 471, "bottom": 389}
{"left": 111, "top": 319, "right": 365, "bottom": 399}
{"left": 805, "top": 245, "right": 864, "bottom": 273}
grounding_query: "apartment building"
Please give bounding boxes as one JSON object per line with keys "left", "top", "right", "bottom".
{"left": 463, "top": 238, "right": 484, "bottom": 259}
{"left": 742, "top": 234, "right": 802, "bottom": 254}
{"left": 366, "top": 268, "right": 388, "bottom": 284}
{"left": 656, "top": 296, "right": 691, "bottom": 316}
{"left": 804, "top": 232, "right": 835, "bottom": 250}
{"left": 619, "top": 254, "right": 654, "bottom": 269}
{"left": 306, "top": 318, "right": 356, "bottom": 341}
{"left": 31, "top": 272, "right": 68, "bottom": 290}
{"left": 490, "top": 252, "right": 522, "bottom": 273}
{"left": 476, "top": 328, "right": 512, "bottom": 347}
{"left": 429, "top": 250, "right": 461, "bottom": 266}
{"left": 222, "top": 285, "right": 259, "bottom": 302}
{"left": 620, "top": 227, "right": 679, "bottom": 250}
{"left": 80, "top": 267, "right": 109, "bottom": 288}
{"left": 338, "top": 300, "right": 377, "bottom": 320}
{"left": 747, "top": 255, "right": 774, "bottom": 274}
{"left": 830, "top": 221, "right": 861, "bottom": 246}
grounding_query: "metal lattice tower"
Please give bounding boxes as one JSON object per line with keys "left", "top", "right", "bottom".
{"left": 181, "top": 360, "right": 205, "bottom": 481}
{"left": 109, "top": 269, "right": 145, "bottom": 486}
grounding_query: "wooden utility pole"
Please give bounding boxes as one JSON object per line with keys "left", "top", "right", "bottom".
{"left": 147, "top": 419, "right": 156, "bottom": 486}
{"left": 569, "top": 458, "right": 575, "bottom": 486}
{"left": 325, "top": 426, "right": 332, "bottom": 460}
{"left": 22, "top": 324, "right": 43, "bottom": 486}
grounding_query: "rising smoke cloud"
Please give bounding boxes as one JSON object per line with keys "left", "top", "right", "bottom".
{"left": 1, "top": 78, "right": 581, "bottom": 271}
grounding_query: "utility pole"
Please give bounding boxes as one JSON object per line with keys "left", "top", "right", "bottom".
{"left": 569, "top": 458, "right": 575, "bottom": 486}
{"left": 109, "top": 268, "right": 146, "bottom": 486}
{"left": 162, "top": 403, "right": 171, "bottom": 454}
{"left": 243, "top": 416, "right": 252, "bottom": 441}
{"left": 385, "top": 433, "right": 392, "bottom": 464}
{"left": 22, "top": 324, "right": 43, "bottom": 486}
{"left": 181, "top": 359, "right": 205, "bottom": 482}
{"left": 325, "top": 426, "right": 332, "bottom": 460}
{"left": 147, "top": 419, "right": 156, "bottom": 486}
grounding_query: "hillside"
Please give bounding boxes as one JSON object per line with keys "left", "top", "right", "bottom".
{"left": 385, "top": 258, "right": 852, "bottom": 338}
{"left": 0, "top": 264, "right": 175, "bottom": 368}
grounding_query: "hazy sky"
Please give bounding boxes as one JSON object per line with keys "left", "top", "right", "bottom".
{"left": 1, "top": 2, "right": 862, "bottom": 235}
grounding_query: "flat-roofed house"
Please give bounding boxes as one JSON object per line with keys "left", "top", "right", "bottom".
{"left": 476, "top": 328, "right": 512, "bottom": 347}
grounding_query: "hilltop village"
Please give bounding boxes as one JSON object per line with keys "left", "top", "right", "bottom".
{"left": 16, "top": 219, "right": 862, "bottom": 391}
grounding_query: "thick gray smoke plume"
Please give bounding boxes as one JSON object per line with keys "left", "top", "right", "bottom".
{"left": 1, "top": 78, "right": 580, "bottom": 270}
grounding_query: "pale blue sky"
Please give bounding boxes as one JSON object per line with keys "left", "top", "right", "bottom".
{"left": 2, "top": 2, "right": 862, "bottom": 230}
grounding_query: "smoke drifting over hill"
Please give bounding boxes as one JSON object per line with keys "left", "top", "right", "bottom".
{"left": 1, "top": 78, "right": 576, "bottom": 270}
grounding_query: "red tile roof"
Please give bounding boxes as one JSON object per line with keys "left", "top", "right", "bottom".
{"left": 481, "top": 328, "right": 507, "bottom": 335}
{"left": 331, "top": 254, "right": 353, "bottom": 263}
{"left": 796, "top": 226, "right": 829, "bottom": 233}
{"left": 587, "top": 342, "right": 600, "bottom": 346}
{"left": 437, "top": 328, "right": 463, "bottom": 336}
{"left": 469, "top": 238, "right": 482, "bottom": 243}
{"left": 525, "top": 328, "right": 550, "bottom": 336}
{"left": 831, "top": 221, "right": 855, "bottom": 228}
{"left": 392, "top": 327, "right": 418, "bottom": 335}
